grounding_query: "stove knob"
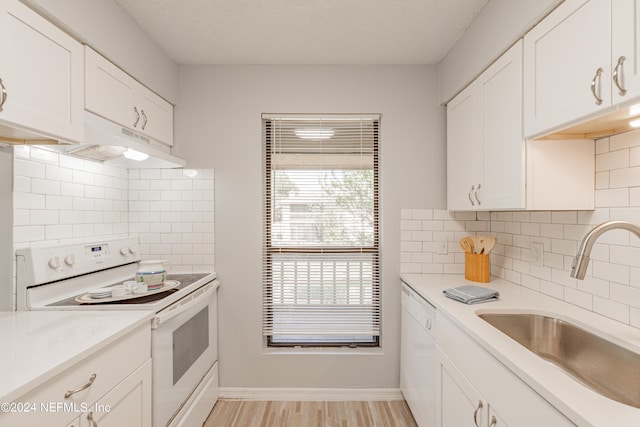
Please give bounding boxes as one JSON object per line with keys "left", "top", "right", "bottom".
{"left": 64, "top": 255, "right": 75, "bottom": 267}
{"left": 47, "top": 257, "right": 62, "bottom": 272}
{"left": 120, "top": 247, "right": 129, "bottom": 256}
{"left": 128, "top": 246, "right": 137, "bottom": 255}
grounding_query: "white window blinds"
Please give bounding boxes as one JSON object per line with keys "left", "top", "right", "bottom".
{"left": 262, "top": 114, "right": 381, "bottom": 346}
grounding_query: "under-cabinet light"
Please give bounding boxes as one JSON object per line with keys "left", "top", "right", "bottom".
{"left": 123, "top": 148, "right": 149, "bottom": 161}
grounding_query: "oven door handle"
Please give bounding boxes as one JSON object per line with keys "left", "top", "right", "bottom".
{"left": 152, "top": 280, "right": 217, "bottom": 329}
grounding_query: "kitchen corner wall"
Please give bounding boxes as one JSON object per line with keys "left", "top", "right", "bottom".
{"left": 11, "top": 146, "right": 214, "bottom": 304}
{"left": 402, "top": 129, "right": 640, "bottom": 330}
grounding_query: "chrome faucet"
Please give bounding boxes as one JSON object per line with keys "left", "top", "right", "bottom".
{"left": 571, "top": 221, "right": 640, "bottom": 279}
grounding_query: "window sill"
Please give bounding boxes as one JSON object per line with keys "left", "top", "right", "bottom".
{"left": 262, "top": 346, "right": 383, "bottom": 356}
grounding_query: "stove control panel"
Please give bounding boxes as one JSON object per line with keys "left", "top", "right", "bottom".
{"left": 17, "top": 237, "right": 142, "bottom": 287}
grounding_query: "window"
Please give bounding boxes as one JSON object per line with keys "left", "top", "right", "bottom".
{"left": 262, "top": 114, "right": 380, "bottom": 347}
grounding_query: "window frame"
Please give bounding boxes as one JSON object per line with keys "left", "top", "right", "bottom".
{"left": 262, "top": 114, "right": 381, "bottom": 348}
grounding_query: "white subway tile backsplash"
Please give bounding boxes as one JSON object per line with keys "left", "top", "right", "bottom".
{"left": 610, "top": 167, "right": 640, "bottom": 188}
{"left": 13, "top": 147, "right": 215, "bottom": 275}
{"left": 595, "top": 149, "right": 628, "bottom": 172}
{"left": 593, "top": 296, "right": 629, "bottom": 323}
{"left": 14, "top": 192, "right": 45, "bottom": 210}
{"left": 14, "top": 159, "right": 45, "bottom": 178}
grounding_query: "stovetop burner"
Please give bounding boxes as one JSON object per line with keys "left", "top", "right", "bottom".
{"left": 47, "top": 273, "right": 210, "bottom": 307}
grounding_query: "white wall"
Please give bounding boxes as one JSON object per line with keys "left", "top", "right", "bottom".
{"left": 438, "top": 0, "right": 562, "bottom": 103}
{"left": 175, "top": 65, "right": 445, "bottom": 389}
{"left": 22, "top": 0, "right": 179, "bottom": 103}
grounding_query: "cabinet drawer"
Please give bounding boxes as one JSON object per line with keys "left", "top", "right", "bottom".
{"left": 0, "top": 325, "right": 150, "bottom": 426}
{"left": 437, "top": 312, "right": 574, "bottom": 427}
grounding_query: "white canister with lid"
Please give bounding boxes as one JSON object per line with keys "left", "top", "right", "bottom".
{"left": 135, "top": 260, "right": 169, "bottom": 287}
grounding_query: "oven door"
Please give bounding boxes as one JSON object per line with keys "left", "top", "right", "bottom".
{"left": 152, "top": 280, "right": 218, "bottom": 427}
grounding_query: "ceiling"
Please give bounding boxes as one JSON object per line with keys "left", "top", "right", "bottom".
{"left": 113, "top": 0, "right": 488, "bottom": 65}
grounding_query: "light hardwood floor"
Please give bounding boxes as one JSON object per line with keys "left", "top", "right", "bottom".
{"left": 204, "top": 399, "right": 418, "bottom": 427}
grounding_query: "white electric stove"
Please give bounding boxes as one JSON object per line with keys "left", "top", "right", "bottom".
{"left": 16, "top": 237, "right": 219, "bottom": 427}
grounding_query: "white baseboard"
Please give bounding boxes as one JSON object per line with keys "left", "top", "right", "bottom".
{"left": 219, "top": 387, "right": 404, "bottom": 401}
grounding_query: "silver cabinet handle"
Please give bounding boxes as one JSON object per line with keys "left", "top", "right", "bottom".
{"left": 64, "top": 373, "right": 96, "bottom": 398}
{"left": 468, "top": 185, "right": 476, "bottom": 206}
{"left": 489, "top": 415, "right": 497, "bottom": 427}
{"left": 0, "top": 78, "right": 7, "bottom": 112}
{"left": 591, "top": 67, "right": 604, "bottom": 105}
{"left": 613, "top": 56, "right": 627, "bottom": 96}
{"left": 474, "top": 183, "right": 482, "bottom": 205}
{"left": 87, "top": 411, "right": 98, "bottom": 427}
{"left": 141, "top": 109, "right": 147, "bottom": 130}
{"left": 133, "top": 106, "right": 140, "bottom": 127}
{"left": 473, "top": 400, "right": 483, "bottom": 427}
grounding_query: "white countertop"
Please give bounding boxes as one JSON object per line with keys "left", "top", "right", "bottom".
{"left": 401, "top": 273, "right": 640, "bottom": 427}
{"left": 0, "top": 310, "right": 154, "bottom": 404}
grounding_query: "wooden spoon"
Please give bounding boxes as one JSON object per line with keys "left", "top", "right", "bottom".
{"left": 479, "top": 236, "right": 497, "bottom": 254}
{"left": 472, "top": 235, "right": 483, "bottom": 254}
{"left": 459, "top": 237, "right": 474, "bottom": 253}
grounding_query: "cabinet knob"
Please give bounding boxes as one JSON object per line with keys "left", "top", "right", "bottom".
{"left": 133, "top": 106, "right": 140, "bottom": 127}
{"left": 87, "top": 411, "right": 98, "bottom": 427}
{"left": 0, "top": 78, "right": 7, "bottom": 112}
{"left": 473, "top": 400, "right": 483, "bottom": 427}
{"left": 474, "top": 184, "right": 482, "bottom": 205}
{"left": 590, "top": 68, "right": 604, "bottom": 105}
{"left": 64, "top": 373, "right": 97, "bottom": 398}
{"left": 141, "top": 109, "right": 147, "bottom": 130}
{"left": 613, "top": 56, "right": 627, "bottom": 96}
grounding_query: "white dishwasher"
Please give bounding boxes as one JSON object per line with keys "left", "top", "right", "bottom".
{"left": 400, "top": 281, "right": 436, "bottom": 427}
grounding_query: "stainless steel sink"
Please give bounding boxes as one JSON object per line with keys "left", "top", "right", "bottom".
{"left": 478, "top": 312, "right": 640, "bottom": 409}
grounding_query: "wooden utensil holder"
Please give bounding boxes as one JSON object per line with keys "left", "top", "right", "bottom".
{"left": 465, "top": 253, "right": 490, "bottom": 283}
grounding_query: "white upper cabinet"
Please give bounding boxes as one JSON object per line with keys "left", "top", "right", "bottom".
{"left": 524, "top": 0, "right": 611, "bottom": 138}
{"left": 611, "top": 0, "right": 640, "bottom": 104}
{"left": 447, "top": 80, "right": 482, "bottom": 210}
{"left": 447, "top": 41, "right": 524, "bottom": 211}
{"left": 524, "top": 0, "right": 640, "bottom": 138}
{"left": 0, "top": 0, "right": 84, "bottom": 143}
{"left": 85, "top": 47, "right": 174, "bottom": 146}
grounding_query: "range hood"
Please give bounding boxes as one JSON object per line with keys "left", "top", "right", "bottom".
{"left": 36, "top": 111, "right": 186, "bottom": 169}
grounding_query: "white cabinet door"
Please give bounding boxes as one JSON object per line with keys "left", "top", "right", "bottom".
{"left": 524, "top": 0, "right": 611, "bottom": 138}
{"left": 85, "top": 47, "right": 174, "bottom": 146}
{"left": 85, "top": 47, "right": 137, "bottom": 131}
{"left": 612, "top": 0, "right": 640, "bottom": 103}
{"left": 447, "top": 81, "right": 481, "bottom": 211}
{"left": 81, "top": 359, "right": 152, "bottom": 427}
{"left": 479, "top": 41, "right": 524, "bottom": 209}
{"left": 136, "top": 88, "right": 174, "bottom": 145}
{"left": 437, "top": 349, "right": 487, "bottom": 427}
{"left": 447, "top": 41, "right": 523, "bottom": 211}
{"left": 0, "top": 0, "right": 83, "bottom": 143}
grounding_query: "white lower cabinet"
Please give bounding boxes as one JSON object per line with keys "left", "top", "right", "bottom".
{"left": 437, "top": 349, "right": 508, "bottom": 427}
{"left": 80, "top": 359, "right": 151, "bottom": 427}
{"left": 0, "top": 324, "right": 151, "bottom": 427}
{"left": 436, "top": 311, "right": 575, "bottom": 427}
